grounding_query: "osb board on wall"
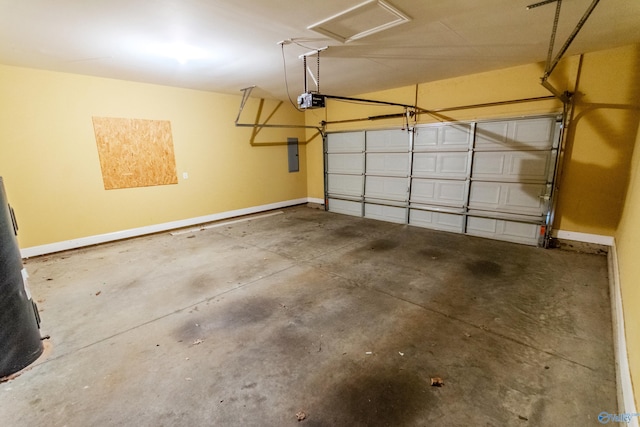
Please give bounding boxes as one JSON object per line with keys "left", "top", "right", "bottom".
{"left": 92, "top": 117, "right": 178, "bottom": 190}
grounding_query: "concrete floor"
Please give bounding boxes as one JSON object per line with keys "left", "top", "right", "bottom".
{"left": 1, "top": 205, "right": 616, "bottom": 426}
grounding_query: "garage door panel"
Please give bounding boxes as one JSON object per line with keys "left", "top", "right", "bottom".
{"left": 476, "top": 117, "right": 555, "bottom": 150}
{"left": 472, "top": 151, "right": 552, "bottom": 182}
{"left": 413, "top": 127, "right": 438, "bottom": 150}
{"left": 327, "top": 132, "right": 365, "bottom": 153}
{"left": 473, "top": 153, "right": 505, "bottom": 176}
{"left": 414, "top": 123, "right": 472, "bottom": 151}
{"left": 366, "top": 153, "right": 409, "bottom": 176}
{"left": 328, "top": 198, "right": 362, "bottom": 217}
{"left": 475, "top": 122, "right": 510, "bottom": 150}
{"left": 413, "top": 152, "right": 469, "bottom": 178}
{"left": 409, "top": 209, "right": 463, "bottom": 233}
{"left": 466, "top": 216, "right": 540, "bottom": 246}
{"left": 441, "top": 124, "right": 473, "bottom": 147}
{"left": 364, "top": 204, "right": 406, "bottom": 223}
{"left": 327, "top": 153, "right": 364, "bottom": 174}
{"left": 469, "top": 182, "right": 547, "bottom": 215}
{"left": 325, "top": 115, "right": 559, "bottom": 247}
{"left": 469, "top": 182, "right": 500, "bottom": 204}
{"left": 327, "top": 174, "right": 363, "bottom": 197}
{"left": 506, "top": 151, "right": 551, "bottom": 181}
{"left": 366, "top": 129, "right": 409, "bottom": 152}
{"left": 503, "top": 184, "right": 548, "bottom": 212}
{"left": 411, "top": 179, "right": 467, "bottom": 207}
{"left": 365, "top": 176, "right": 407, "bottom": 201}
{"left": 513, "top": 118, "right": 555, "bottom": 148}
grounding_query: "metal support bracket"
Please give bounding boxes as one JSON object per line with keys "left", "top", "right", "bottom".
{"left": 540, "top": 79, "right": 572, "bottom": 104}
{"left": 234, "top": 86, "right": 324, "bottom": 135}
{"left": 529, "top": 0, "right": 600, "bottom": 102}
{"left": 544, "top": 0, "right": 601, "bottom": 79}
{"left": 235, "top": 86, "right": 256, "bottom": 125}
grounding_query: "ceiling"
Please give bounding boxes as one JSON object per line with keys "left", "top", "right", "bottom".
{"left": 1, "top": 0, "right": 639, "bottom": 101}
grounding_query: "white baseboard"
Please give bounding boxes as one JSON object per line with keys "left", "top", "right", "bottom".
{"left": 553, "top": 230, "right": 615, "bottom": 246}
{"left": 608, "top": 240, "right": 639, "bottom": 426}
{"left": 307, "top": 197, "right": 325, "bottom": 205}
{"left": 20, "top": 197, "right": 313, "bottom": 258}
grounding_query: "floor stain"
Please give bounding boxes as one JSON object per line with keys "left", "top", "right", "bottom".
{"left": 318, "top": 369, "right": 430, "bottom": 426}
{"left": 332, "top": 225, "right": 363, "bottom": 239}
{"left": 465, "top": 260, "right": 503, "bottom": 277}
{"left": 174, "top": 296, "right": 277, "bottom": 341}
{"left": 365, "top": 239, "right": 399, "bottom": 252}
{"left": 241, "top": 382, "right": 257, "bottom": 390}
{"left": 217, "top": 296, "right": 277, "bottom": 328}
{"left": 418, "top": 248, "right": 443, "bottom": 260}
{"left": 189, "top": 273, "right": 215, "bottom": 291}
{"left": 174, "top": 319, "right": 204, "bottom": 342}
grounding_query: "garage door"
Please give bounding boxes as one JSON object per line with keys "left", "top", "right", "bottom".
{"left": 325, "top": 116, "right": 561, "bottom": 246}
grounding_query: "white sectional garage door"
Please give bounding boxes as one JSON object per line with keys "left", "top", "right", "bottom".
{"left": 325, "top": 116, "right": 561, "bottom": 246}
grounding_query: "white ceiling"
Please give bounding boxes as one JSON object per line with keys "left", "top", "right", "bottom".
{"left": 1, "top": 0, "right": 639, "bottom": 100}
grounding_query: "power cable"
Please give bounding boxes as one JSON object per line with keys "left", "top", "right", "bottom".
{"left": 281, "top": 43, "right": 304, "bottom": 112}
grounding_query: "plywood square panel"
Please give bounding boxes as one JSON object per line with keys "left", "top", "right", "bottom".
{"left": 92, "top": 117, "right": 178, "bottom": 190}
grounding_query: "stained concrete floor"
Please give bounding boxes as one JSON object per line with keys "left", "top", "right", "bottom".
{"left": 0, "top": 205, "right": 616, "bottom": 426}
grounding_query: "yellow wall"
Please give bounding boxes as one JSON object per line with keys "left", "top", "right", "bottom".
{"left": 557, "top": 45, "right": 640, "bottom": 234}
{"left": 615, "top": 122, "right": 640, "bottom": 411}
{"left": 305, "top": 44, "right": 640, "bottom": 237}
{"left": 0, "top": 65, "right": 307, "bottom": 249}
